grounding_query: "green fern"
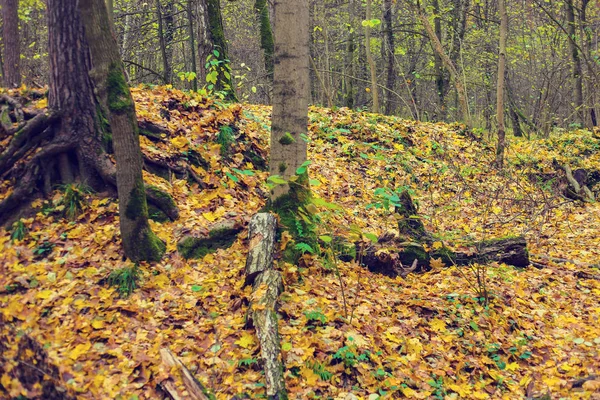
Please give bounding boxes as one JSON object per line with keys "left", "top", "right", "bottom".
{"left": 108, "top": 264, "right": 140, "bottom": 298}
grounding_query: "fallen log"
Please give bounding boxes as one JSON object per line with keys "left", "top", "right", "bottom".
{"left": 244, "top": 213, "right": 287, "bottom": 399}
{"left": 159, "top": 348, "right": 213, "bottom": 400}
{"left": 138, "top": 119, "right": 170, "bottom": 142}
{"left": 358, "top": 191, "right": 530, "bottom": 277}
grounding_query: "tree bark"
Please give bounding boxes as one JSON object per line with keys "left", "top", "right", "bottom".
{"left": 186, "top": 0, "right": 198, "bottom": 91}
{"left": 270, "top": 0, "right": 310, "bottom": 201}
{"left": 78, "top": 0, "right": 166, "bottom": 262}
{"left": 565, "top": 0, "right": 584, "bottom": 127}
{"left": 244, "top": 213, "right": 286, "bottom": 399}
{"left": 344, "top": 0, "right": 356, "bottom": 109}
{"left": 196, "top": 0, "right": 212, "bottom": 84}
{"left": 383, "top": 0, "right": 395, "bottom": 115}
{"left": 364, "top": 0, "right": 379, "bottom": 113}
{"left": 2, "top": 0, "right": 20, "bottom": 87}
{"left": 495, "top": 0, "right": 507, "bottom": 168}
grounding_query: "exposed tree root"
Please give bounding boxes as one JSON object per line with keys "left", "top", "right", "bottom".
{"left": 0, "top": 94, "right": 179, "bottom": 226}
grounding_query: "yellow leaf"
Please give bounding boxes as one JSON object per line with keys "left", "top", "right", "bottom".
{"left": 170, "top": 136, "right": 189, "bottom": 150}
{"left": 235, "top": 332, "right": 255, "bottom": 349}
{"left": 202, "top": 212, "right": 217, "bottom": 222}
{"left": 91, "top": 320, "right": 105, "bottom": 330}
{"left": 430, "top": 257, "right": 445, "bottom": 269}
{"left": 432, "top": 241, "right": 443, "bottom": 250}
{"left": 472, "top": 391, "right": 489, "bottom": 399}
{"left": 505, "top": 362, "right": 519, "bottom": 372}
{"left": 36, "top": 290, "right": 54, "bottom": 300}
{"left": 429, "top": 318, "right": 446, "bottom": 332}
{"left": 69, "top": 342, "right": 91, "bottom": 360}
{"left": 582, "top": 380, "right": 600, "bottom": 391}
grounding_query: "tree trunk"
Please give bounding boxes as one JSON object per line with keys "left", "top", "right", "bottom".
{"left": 78, "top": 0, "right": 166, "bottom": 262}
{"left": 206, "top": 0, "right": 235, "bottom": 100}
{"left": 432, "top": 0, "right": 447, "bottom": 120}
{"left": 2, "top": 0, "right": 20, "bottom": 87}
{"left": 196, "top": 0, "right": 212, "bottom": 85}
{"left": 383, "top": 0, "right": 395, "bottom": 115}
{"left": 364, "top": 0, "right": 379, "bottom": 113}
{"left": 186, "top": 0, "right": 198, "bottom": 91}
{"left": 344, "top": 0, "right": 356, "bottom": 109}
{"left": 156, "top": 0, "right": 175, "bottom": 84}
{"left": 495, "top": 0, "right": 507, "bottom": 168}
{"left": 270, "top": 0, "right": 310, "bottom": 202}
{"left": 255, "top": 0, "right": 274, "bottom": 77}
{"left": 565, "top": 0, "right": 584, "bottom": 127}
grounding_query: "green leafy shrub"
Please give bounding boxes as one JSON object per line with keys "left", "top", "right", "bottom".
{"left": 108, "top": 264, "right": 140, "bottom": 298}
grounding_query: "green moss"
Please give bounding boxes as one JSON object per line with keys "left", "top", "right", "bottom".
{"left": 177, "top": 227, "right": 240, "bottom": 259}
{"left": 148, "top": 204, "right": 169, "bottom": 223}
{"left": 255, "top": 0, "right": 274, "bottom": 74}
{"left": 125, "top": 178, "right": 148, "bottom": 220}
{"left": 267, "top": 172, "right": 315, "bottom": 263}
{"left": 397, "top": 243, "right": 430, "bottom": 267}
{"left": 133, "top": 229, "right": 166, "bottom": 262}
{"left": 278, "top": 162, "right": 287, "bottom": 173}
{"left": 279, "top": 132, "right": 295, "bottom": 145}
{"left": 107, "top": 62, "right": 133, "bottom": 114}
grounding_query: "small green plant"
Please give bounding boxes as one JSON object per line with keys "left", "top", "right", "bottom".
{"left": 108, "top": 264, "right": 141, "bottom": 298}
{"left": 201, "top": 49, "right": 234, "bottom": 99}
{"left": 10, "top": 220, "right": 27, "bottom": 242}
{"left": 57, "top": 183, "right": 90, "bottom": 220}
{"left": 306, "top": 361, "right": 333, "bottom": 381}
{"left": 238, "top": 357, "right": 258, "bottom": 369}
{"left": 427, "top": 375, "right": 447, "bottom": 400}
{"left": 216, "top": 125, "right": 235, "bottom": 156}
{"left": 304, "top": 309, "right": 327, "bottom": 326}
{"left": 33, "top": 240, "right": 55, "bottom": 258}
{"left": 332, "top": 341, "right": 370, "bottom": 369}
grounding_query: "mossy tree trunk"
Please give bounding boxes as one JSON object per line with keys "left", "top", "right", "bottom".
{"left": 78, "top": 0, "right": 166, "bottom": 262}
{"left": 2, "top": 0, "right": 20, "bottom": 87}
{"left": 255, "top": 0, "right": 274, "bottom": 77}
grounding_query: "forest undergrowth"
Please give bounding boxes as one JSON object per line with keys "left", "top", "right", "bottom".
{"left": 1, "top": 86, "right": 599, "bottom": 399}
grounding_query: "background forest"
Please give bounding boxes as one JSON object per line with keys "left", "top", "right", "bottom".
{"left": 5, "top": 0, "right": 600, "bottom": 132}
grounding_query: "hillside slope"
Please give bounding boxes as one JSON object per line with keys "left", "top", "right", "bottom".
{"left": 1, "top": 87, "right": 599, "bottom": 399}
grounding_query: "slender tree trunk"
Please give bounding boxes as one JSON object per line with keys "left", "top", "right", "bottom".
{"left": 78, "top": 0, "right": 166, "bottom": 262}
{"left": 186, "top": 0, "right": 198, "bottom": 91}
{"left": 196, "top": 0, "right": 212, "bottom": 84}
{"left": 364, "top": 0, "right": 379, "bottom": 113}
{"left": 255, "top": 0, "right": 274, "bottom": 77}
{"left": 344, "top": 0, "right": 356, "bottom": 108}
{"left": 270, "top": 0, "right": 309, "bottom": 202}
{"left": 156, "top": 0, "right": 169, "bottom": 84}
{"left": 432, "top": 0, "right": 447, "bottom": 120}
{"left": 565, "top": 0, "right": 584, "bottom": 127}
{"left": 495, "top": 0, "right": 507, "bottom": 168}
{"left": 206, "top": 0, "right": 236, "bottom": 100}
{"left": 383, "top": 0, "right": 395, "bottom": 115}
{"left": 580, "top": 0, "right": 596, "bottom": 127}
{"left": 2, "top": 0, "right": 20, "bottom": 87}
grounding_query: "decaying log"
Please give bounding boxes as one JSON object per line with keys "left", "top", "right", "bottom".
{"left": 177, "top": 219, "right": 243, "bottom": 259}
{"left": 159, "top": 348, "right": 212, "bottom": 400}
{"left": 359, "top": 191, "right": 530, "bottom": 277}
{"left": 244, "top": 213, "right": 278, "bottom": 286}
{"left": 244, "top": 213, "right": 287, "bottom": 399}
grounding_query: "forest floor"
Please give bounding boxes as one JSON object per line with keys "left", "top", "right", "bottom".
{"left": 1, "top": 87, "right": 599, "bottom": 400}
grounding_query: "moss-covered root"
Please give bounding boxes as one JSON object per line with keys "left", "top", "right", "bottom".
{"left": 145, "top": 185, "right": 179, "bottom": 221}
{"left": 177, "top": 222, "right": 242, "bottom": 259}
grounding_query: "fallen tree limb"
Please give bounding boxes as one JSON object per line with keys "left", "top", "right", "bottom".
{"left": 244, "top": 213, "right": 287, "bottom": 399}
{"left": 177, "top": 219, "right": 243, "bottom": 259}
{"left": 358, "top": 191, "right": 530, "bottom": 277}
{"left": 138, "top": 119, "right": 170, "bottom": 142}
{"left": 159, "top": 348, "right": 213, "bottom": 400}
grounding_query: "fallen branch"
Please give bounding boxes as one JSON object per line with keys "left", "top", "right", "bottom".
{"left": 359, "top": 191, "right": 530, "bottom": 277}
{"left": 244, "top": 213, "right": 287, "bottom": 399}
{"left": 159, "top": 348, "right": 213, "bottom": 400}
